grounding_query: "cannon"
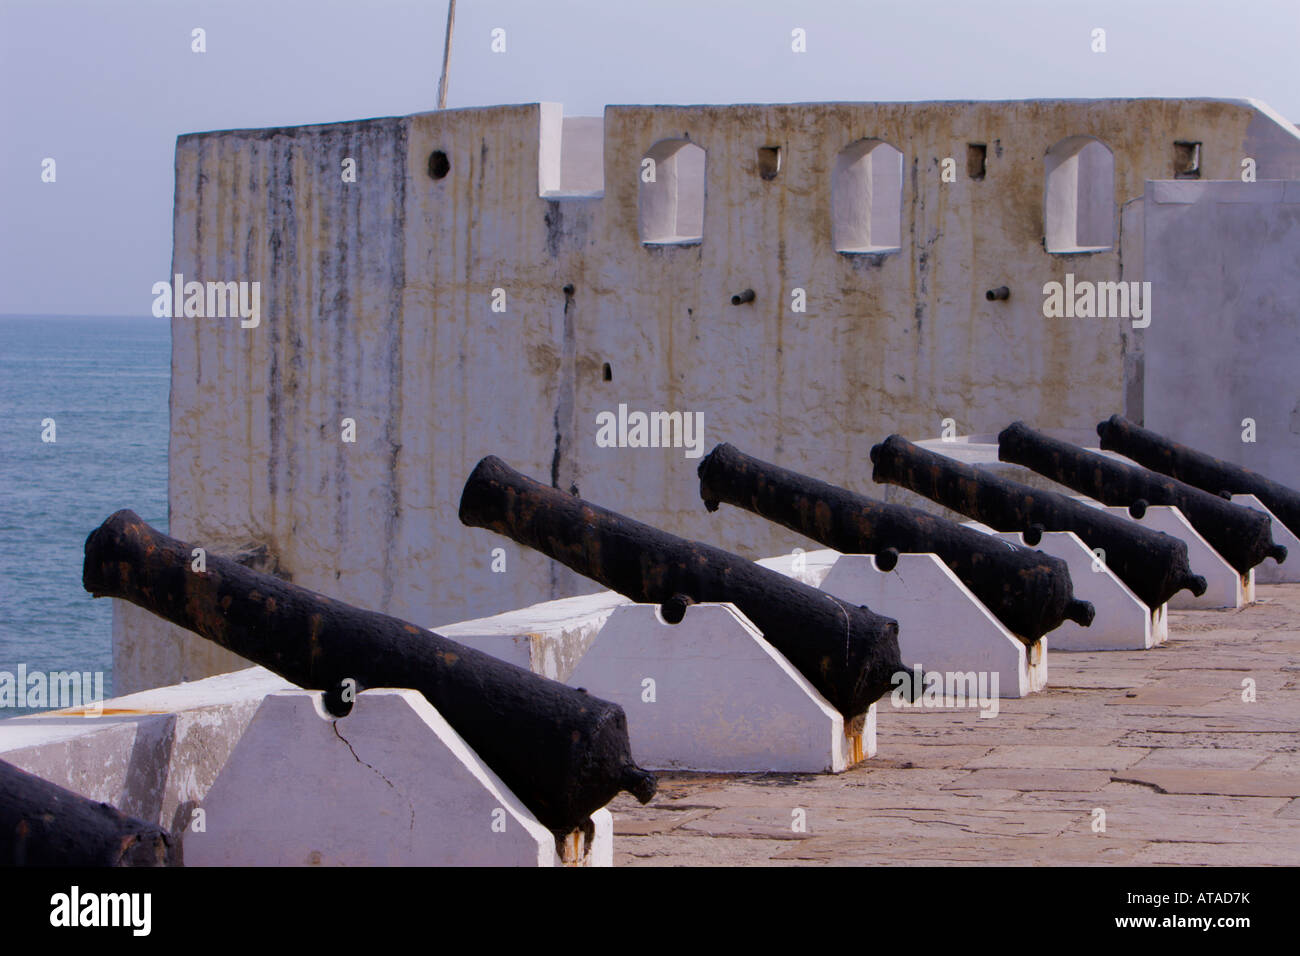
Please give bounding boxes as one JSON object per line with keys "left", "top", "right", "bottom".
{"left": 869, "top": 435, "right": 1207, "bottom": 609}
{"left": 0, "top": 757, "right": 176, "bottom": 866}
{"left": 696, "top": 442, "right": 1094, "bottom": 643}
{"left": 82, "top": 510, "right": 656, "bottom": 837}
{"left": 1097, "top": 414, "right": 1300, "bottom": 541}
{"left": 458, "top": 456, "right": 905, "bottom": 721}
{"left": 999, "top": 421, "right": 1286, "bottom": 575}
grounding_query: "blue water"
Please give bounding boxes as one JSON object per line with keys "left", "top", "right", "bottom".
{"left": 0, "top": 316, "right": 170, "bottom": 710}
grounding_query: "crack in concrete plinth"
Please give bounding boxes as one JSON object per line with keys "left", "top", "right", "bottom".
{"left": 332, "top": 721, "right": 417, "bottom": 833}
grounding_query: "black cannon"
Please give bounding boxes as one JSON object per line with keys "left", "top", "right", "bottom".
{"left": 0, "top": 757, "right": 175, "bottom": 866}
{"left": 458, "top": 455, "right": 906, "bottom": 722}
{"left": 999, "top": 421, "right": 1286, "bottom": 575}
{"left": 696, "top": 442, "right": 1094, "bottom": 643}
{"left": 869, "top": 435, "right": 1207, "bottom": 609}
{"left": 82, "top": 510, "right": 656, "bottom": 838}
{"left": 1098, "top": 414, "right": 1300, "bottom": 541}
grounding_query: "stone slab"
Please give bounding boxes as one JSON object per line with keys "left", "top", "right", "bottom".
{"left": 1111, "top": 768, "right": 1300, "bottom": 798}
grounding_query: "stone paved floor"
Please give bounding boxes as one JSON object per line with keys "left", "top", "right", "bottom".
{"left": 608, "top": 583, "right": 1300, "bottom": 865}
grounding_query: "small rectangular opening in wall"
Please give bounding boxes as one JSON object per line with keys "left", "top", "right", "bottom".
{"left": 1174, "top": 141, "right": 1201, "bottom": 180}
{"left": 1045, "top": 135, "right": 1115, "bottom": 253}
{"left": 639, "top": 139, "right": 705, "bottom": 244}
{"left": 559, "top": 117, "right": 605, "bottom": 194}
{"left": 539, "top": 105, "right": 605, "bottom": 198}
{"left": 757, "top": 146, "right": 781, "bottom": 180}
{"left": 966, "top": 143, "right": 987, "bottom": 180}
{"left": 831, "top": 139, "right": 903, "bottom": 253}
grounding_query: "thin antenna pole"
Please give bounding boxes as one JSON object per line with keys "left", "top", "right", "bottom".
{"left": 437, "top": 0, "right": 456, "bottom": 109}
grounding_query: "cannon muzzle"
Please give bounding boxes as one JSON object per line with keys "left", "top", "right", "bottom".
{"left": 1066, "top": 598, "right": 1096, "bottom": 626}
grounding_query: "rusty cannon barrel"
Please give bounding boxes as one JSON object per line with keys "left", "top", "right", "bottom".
{"left": 869, "top": 435, "right": 1207, "bottom": 609}
{"left": 696, "top": 442, "right": 1094, "bottom": 643}
{"left": 83, "top": 510, "right": 656, "bottom": 837}
{"left": 1, "top": 757, "right": 176, "bottom": 866}
{"left": 999, "top": 421, "right": 1287, "bottom": 575}
{"left": 1098, "top": 414, "right": 1300, "bottom": 541}
{"left": 458, "top": 455, "right": 905, "bottom": 721}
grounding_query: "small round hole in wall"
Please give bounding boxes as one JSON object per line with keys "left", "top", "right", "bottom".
{"left": 602, "top": 362, "right": 612, "bottom": 382}
{"left": 427, "top": 151, "right": 450, "bottom": 180}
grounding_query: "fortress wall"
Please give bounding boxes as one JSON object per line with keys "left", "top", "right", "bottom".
{"left": 115, "top": 98, "right": 1300, "bottom": 692}
{"left": 543, "top": 98, "right": 1300, "bottom": 573}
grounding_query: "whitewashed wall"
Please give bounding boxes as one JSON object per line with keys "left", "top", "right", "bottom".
{"left": 118, "top": 98, "right": 1300, "bottom": 692}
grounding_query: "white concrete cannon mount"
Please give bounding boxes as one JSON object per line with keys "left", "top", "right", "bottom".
{"left": 184, "top": 689, "right": 611, "bottom": 867}
{"left": 754, "top": 548, "right": 842, "bottom": 588}
{"left": 0, "top": 666, "right": 295, "bottom": 841}
{"left": 1075, "top": 500, "right": 1250, "bottom": 610}
{"left": 565, "top": 601, "right": 868, "bottom": 774}
{"left": 817, "top": 552, "right": 1046, "bottom": 699}
{"left": 1231, "top": 494, "right": 1300, "bottom": 584}
{"left": 436, "top": 590, "right": 632, "bottom": 681}
{"left": 964, "top": 524, "right": 1163, "bottom": 651}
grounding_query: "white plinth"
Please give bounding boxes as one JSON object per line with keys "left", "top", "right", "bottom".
{"left": 818, "top": 553, "right": 1045, "bottom": 699}
{"left": 1231, "top": 494, "right": 1300, "bottom": 584}
{"left": 0, "top": 666, "right": 294, "bottom": 835}
{"left": 567, "top": 602, "right": 862, "bottom": 773}
{"left": 184, "top": 689, "right": 611, "bottom": 867}
{"left": 754, "top": 548, "right": 841, "bottom": 588}
{"left": 436, "top": 590, "right": 631, "bottom": 680}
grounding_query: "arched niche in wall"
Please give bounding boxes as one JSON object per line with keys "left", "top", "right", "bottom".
{"left": 638, "top": 139, "right": 706, "bottom": 244}
{"left": 1044, "top": 136, "right": 1115, "bottom": 253}
{"left": 831, "top": 139, "right": 903, "bottom": 254}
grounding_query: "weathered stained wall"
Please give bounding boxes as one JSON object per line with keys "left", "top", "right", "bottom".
{"left": 118, "top": 97, "right": 1300, "bottom": 692}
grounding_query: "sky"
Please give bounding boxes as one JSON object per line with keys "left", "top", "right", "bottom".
{"left": 1, "top": 0, "right": 1296, "bottom": 316}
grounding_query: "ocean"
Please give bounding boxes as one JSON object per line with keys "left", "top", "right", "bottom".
{"left": 0, "top": 316, "right": 170, "bottom": 713}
